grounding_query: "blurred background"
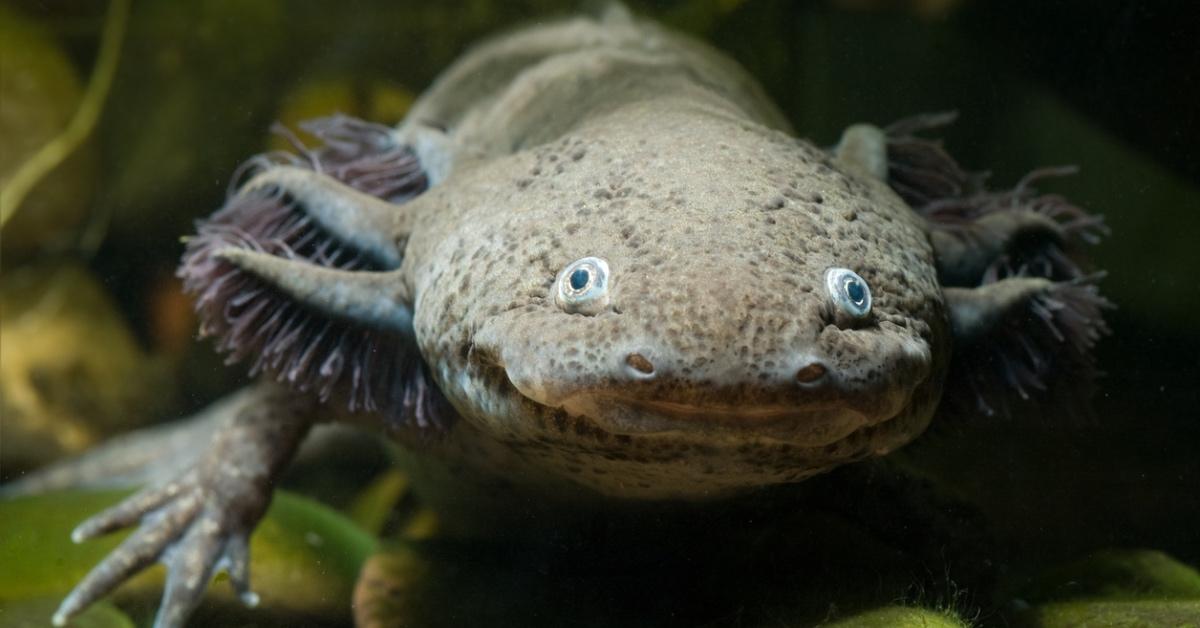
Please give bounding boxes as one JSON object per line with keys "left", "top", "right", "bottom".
{"left": 2, "top": 0, "right": 1197, "bottom": 625}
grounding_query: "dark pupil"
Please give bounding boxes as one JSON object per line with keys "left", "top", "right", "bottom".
{"left": 569, "top": 268, "right": 591, "bottom": 291}
{"left": 845, "top": 279, "right": 864, "bottom": 305}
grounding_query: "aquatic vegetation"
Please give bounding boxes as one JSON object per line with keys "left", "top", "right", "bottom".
{"left": 0, "top": 489, "right": 374, "bottom": 625}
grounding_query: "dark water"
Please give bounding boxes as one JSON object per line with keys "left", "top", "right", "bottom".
{"left": 2, "top": 1, "right": 1197, "bottom": 626}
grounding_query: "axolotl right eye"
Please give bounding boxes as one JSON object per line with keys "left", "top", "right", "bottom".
{"left": 824, "top": 267, "right": 872, "bottom": 322}
{"left": 555, "top": 256, "right": 610, "bottom": 315}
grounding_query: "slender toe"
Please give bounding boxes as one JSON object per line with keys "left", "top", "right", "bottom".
{"left": 222, "top": 533, "right": 255, "bottom": 603}
{"left": 153, "top": 519, "right": 225, "bottom": 628}
{"left": 56, "top": 521, "right": 182, "bottom": 624}
{"left": 72, "top": 473, "right": 196, "bottom": 542}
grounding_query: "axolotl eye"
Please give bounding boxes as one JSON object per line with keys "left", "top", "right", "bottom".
{"left": 825, "top": 267, "right": 872, "bottom": 320}
{"left": 555, "top": 256, "right": 610, "bottom": 315}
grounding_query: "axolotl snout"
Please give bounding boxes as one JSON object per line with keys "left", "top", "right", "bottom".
{"left": 46, "top": 7, "right": 1108, "bottom": 626}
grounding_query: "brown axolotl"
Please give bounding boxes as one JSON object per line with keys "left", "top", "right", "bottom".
{"left": 48, "top": 6, "right": 1108, "bottom": 627}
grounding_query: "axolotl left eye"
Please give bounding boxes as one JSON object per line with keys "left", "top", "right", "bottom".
{"left": 825, "top": 267, "right": 872, "bottom": 320}
{"left": 555, "top": 256, "right": 610, "bottom": 315}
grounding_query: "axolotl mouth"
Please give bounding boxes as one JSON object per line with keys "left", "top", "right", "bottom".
{"left": 458, "top": 336, "right": 941, "bottom": 500}
{"left": 556, "top": 394, "right": 888, "bottom": 448}
{"left": 474, "top": 317, "right": 937, "bottom": 451}
{"left": 515, "top": 373, "right": 926, "bottom": 449}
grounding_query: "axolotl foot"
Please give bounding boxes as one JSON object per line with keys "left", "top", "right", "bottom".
{"left": 53, "top": 384, "right": 316, "bottom": 628}
{"left": 54, "top": 469, "right": 259, "bottom": 628}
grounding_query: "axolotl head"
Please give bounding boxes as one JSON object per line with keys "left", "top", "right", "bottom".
{"left": 409, "top": 108, "right": 951, "bottom": 499}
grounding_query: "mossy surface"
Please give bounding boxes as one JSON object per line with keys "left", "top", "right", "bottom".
{"left": 821, "top": 606, "right": 969, "bottom": 628}
{"left": 1017, "top": 600, "right": 1200, "bottom": 628}
{"left": 1017, "top": 549, "right": 1200, "bottom": 604}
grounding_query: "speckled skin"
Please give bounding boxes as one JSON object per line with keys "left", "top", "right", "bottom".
{"left": 385, "top": 10, "right": 949, "bottom": 504}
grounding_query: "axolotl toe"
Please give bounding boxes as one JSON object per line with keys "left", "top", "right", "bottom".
{"left": 52, "top": 6, "right": 1109, "bottom": 627}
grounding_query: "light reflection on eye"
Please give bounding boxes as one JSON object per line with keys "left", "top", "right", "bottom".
{"left": 824, "top": 267, "right": 871, "bottom": 320}
{"left": 555, "top": 256, "right": 610, "bottom": 315}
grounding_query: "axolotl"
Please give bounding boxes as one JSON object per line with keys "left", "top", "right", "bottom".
{"left": 50, "top": 7, "right": 1108, "bottom": 627}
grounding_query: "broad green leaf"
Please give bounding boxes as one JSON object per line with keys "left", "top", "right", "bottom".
{"left": 0, "top": 489, "right": 375, "bottom": 622}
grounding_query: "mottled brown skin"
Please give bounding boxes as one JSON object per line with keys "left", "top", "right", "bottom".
{"left": 403, "top": 110, "right": 945, "bottom": 502}
{"left": 48, "top": 8, "right": 1105, "bottom": 627}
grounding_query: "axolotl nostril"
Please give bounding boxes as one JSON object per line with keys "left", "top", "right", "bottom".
{"left": 49, "top": 6, "right": 1110, "bottom": 626}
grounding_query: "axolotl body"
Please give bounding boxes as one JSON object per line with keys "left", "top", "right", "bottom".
{"left": 52, "top": 7, "right": 1108, "bottom": 626}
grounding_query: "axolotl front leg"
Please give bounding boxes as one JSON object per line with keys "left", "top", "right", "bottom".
{"left": 57, "top": 116, "right": 431, "bottom": 626}
{"left": 54, "top": 384, "right": 317, "bottom": 628}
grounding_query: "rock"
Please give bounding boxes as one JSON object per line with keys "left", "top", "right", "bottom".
{"left": 0, "top": 264, "right": 169, "bottom": 475}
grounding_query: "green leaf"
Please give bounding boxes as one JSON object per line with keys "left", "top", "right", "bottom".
{"left": 0, "top": 597, "right": 133, "bottom": 628}
{"left": 0, "top": 488, "right": 376, "bottom": 622}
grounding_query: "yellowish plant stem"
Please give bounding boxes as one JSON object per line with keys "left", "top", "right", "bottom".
{"left": 0, "top": 0, "right": 129, "bottom": 229}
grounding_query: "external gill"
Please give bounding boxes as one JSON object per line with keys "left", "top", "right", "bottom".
{"left": 877, "top": 111, "right": 1113, "bottom": 421}
{"left": 178, "top": 115, "right": 447, "bottom": 429}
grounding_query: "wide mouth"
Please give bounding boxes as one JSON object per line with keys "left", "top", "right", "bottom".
{"left": 621, "top": 398, "right": 848, "bottom": 425}
{"left": 553, "top": 390, "right": 877, "bottom": 446}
